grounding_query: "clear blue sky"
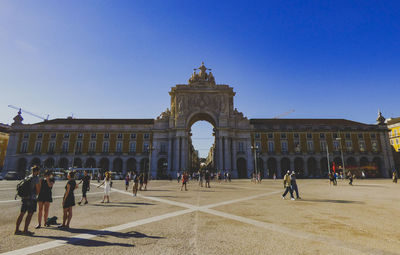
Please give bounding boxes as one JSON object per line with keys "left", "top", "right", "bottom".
{"left": 1, "top": 1, "right": 399, "bottom": 157}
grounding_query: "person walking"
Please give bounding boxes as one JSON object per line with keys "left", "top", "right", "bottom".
{"left": 98, "top": 172, "right": 111, "bottom": 203}
{"left": 60, "top": 171, "right": 78, "bottom": 229}
{"left": 78, "top": 170, "right": 90, "bottom": 205}
{"left": 329, "top": 172, "right": 335, "bottom": 186}
{"left": 36, "top": 170, "right": 55, "bottom": 228}
{"left": 125, "top": 174, "right": 130, "bottom": 191}
{"left": 177, "top": 171, "right": 181, "bottom": 183}
{"left": 290, "top": 171, "right": 301, "bottom": 199}
{"left": 180, "top": 171, "right": 188, "bottom": 191}
{"left": 132, "top": 171, "right": 139, "bottom": 197}
{"left": 282, "top": 171, "right": 294, "bottom": 200}
{"left": 393, "top": 171, "right": 398, "bottom": 183}
{"left": 348, "top": 171, "right": 354, "bottom": 185}
{"left": 205, "top": 170, "right": 211, "bottom": 188}
{"left": 143, "top": 172, "right": 148, "bottom": 191}
{"left": 15, "top": 166, "right": 40, "bottom": 235}
{"left": 139, "top": 172, "right": 144, "bottom": 191}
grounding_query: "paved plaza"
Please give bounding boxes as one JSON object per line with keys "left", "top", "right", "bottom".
{"left": 1, "top": 178, "right": 400, "bottom": 254}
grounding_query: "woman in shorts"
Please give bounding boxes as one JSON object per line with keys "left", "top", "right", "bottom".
{"left": 60, "top": 171, "right": 78, "bottom": 229}
{"left": 36, "top": 170, "right": 54, "bottom": 228}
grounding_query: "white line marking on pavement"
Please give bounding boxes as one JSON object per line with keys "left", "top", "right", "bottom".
{"left": 0, "top": 188, "right": 17, "bottom": 191}
{"left": 1, "top": 208, "right": 195, "bottom": 255}
{"left": 0, "top": 192, "right": 111, "bottom": 204}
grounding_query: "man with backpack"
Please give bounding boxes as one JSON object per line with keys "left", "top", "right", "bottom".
{"left": 15, "top": 166, "right": 40, "bottom": 235}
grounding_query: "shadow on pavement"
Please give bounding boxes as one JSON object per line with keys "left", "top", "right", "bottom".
{"left": 32, "top": 230, "right": 164, "bottom": 247}
{"left": 299, "top": 199, "right": 364, "bottom": 204}
{"left": 89, "top": 204, "right": 138, "bottom": 208}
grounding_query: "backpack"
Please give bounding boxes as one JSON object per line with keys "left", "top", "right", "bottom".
{"left": 16, "top": 177, "right": 33, "bottom": 199}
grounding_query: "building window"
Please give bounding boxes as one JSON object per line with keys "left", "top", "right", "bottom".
{"left": 37, "top": 133, "right": 43, "bottom": 139}
{"left": 320, "top": 141, "right": 327, "bottom": 152}
{"left": 345, "top": 141, "right": 352, "bottom": 151}
{"left": 307, "top": 141, "right": 314, "bottom": 152}
{"left": 333, "top": 133, "right": 338, "bottom": 139}
{"left": 345, "top": 133, "right": 351, "bottom": 139}
{"left": 129, "top": 142, "right": 136, "bottom": 153}
{"left": 75, "top": 141, "right": 82, "bottom": 153}
{"left": 116, "top": 141, "right": 123, "bottom": 152}
{"left": 395, "top": 130, "right": 398, "bottom": 136}
{"left": 359, "top": 141, "right": 366, "bottom": 152}
{"left": 23, "top": 133, "right": 29, "bottom": 139}
{"left": 280, "top": 133, "right": 287, "bottom": 139}
{"left": 89, "top": 141, "right": 96, "bottom": 152}
{"left": 391, "top": 140, "right": 394, "bottom": 145}
{"left": 320, "top": 133, "right": 325, "bottom": 139}
{"left": 238, "top": 142, "right": 244, "bottom": 152}
{"left": 307, "top": 133, "right": 312, "bottom": 139}
{"left": 268, "top": 141, "right": 274, "bottom": 152}
{"left": 396, "top": 139, "right": 399, "bottom": 145}
{"left": 294, "top": 140, "right": 301, "bottom": 153}
{"left": 267, "top": 133, "right": 273, "bottom": 139}
{"left": 333, "top": 140, "right": 340, "bottom": 151}
{"left": 103, "top": 142, "right": 109, "bottom": 153}
{"left": 255, "top": 133, "right": 260, "bottom": 139}
{"left": 64, "top": 133, "right": 70, "bottom": 139}
{"left": 372, "top": 141, "right": 378, "bottom": 152}
{"left": 48, "top": 142, "right": 55, "bottom": 153}
{"left": 91, "top": 133, "right": 97, "bottom": 139}
{"left": 117, "top": 133, "right": 123, "bottom": 139}
{"left": 294, "top": 133, "right": 299, "bottom": 139}
{"left": 34, "top": 142, "right": 42, "bottom": 153}
{"left": 143, "top": 142, "right": 149, "bottom": 152}
{"left": 160, "top": 143, "right": 167, "bottom": 153}
{"left": 77, "top": 133, "right": 83, "bottom": 139}
{"left": 20, "top": 142, "right": 28, "bottom": 153}
{"left": 104, "top": 133, "right": 110, "bottom": 139}
{"left": 281, "top": 141, "right": 288, "bottom": 152}
{"left": 62, "top": 141, "right": 69, "bottom": 153}
{"left": 358, "top": 133, "right": 363, "bottom": 139}
{"left": 144, "top": 133, "right": 150, "bottom": 140}
{"left": 50, "top": 133, "right": 56, "bottom": 139}
{"left": 371, "top": 133, "right": 376, "bottom": 139}
{"left": 255, "top": 141, "right": 261, "bottom": 151}
{"left": 130, "top": 133, "right": 136, "bottom": 139}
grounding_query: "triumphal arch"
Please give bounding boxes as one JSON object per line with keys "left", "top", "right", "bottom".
{"left": 152, "top": 62, "right": 253, "bottom": 178}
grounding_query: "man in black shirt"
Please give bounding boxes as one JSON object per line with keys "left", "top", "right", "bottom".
{"left": 78, "top": 170, "right": 91, "bottom": 205}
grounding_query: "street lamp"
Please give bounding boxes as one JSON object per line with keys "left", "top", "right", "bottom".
{"left": 335, "top": 137, "right": 346, "bottom": 177}
{"left": 148, "top": 144, "right": 155, "bottom": 180}
{"left": 251, "top": 145, "right": 259, "bottom": 180}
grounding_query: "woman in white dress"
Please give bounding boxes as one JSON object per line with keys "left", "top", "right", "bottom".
{"left": 97, "top": 172, "right": 111, "bottom": 203}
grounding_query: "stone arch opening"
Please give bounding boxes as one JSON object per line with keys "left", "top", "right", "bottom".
{"left": 140, "top": 158, "right": 149, "bottom": 173}
{"left": 294, "top": 157, "right": 304, "bottom": 177}
{"left": 307, "top": 157, "right": 317, "bottom": 177}
{"left": 44, "top": 158, "right": 55, "bottom": 168}
{"left": 187, "top": 112, "right": 217, "bottom": 173}
{"left": 267, "top": 158, "right": 277, "bottom": 178}
{"left": 99, "top": 157, "right": 109, "bottom": 171}
{"left": 113, "top": 158, "right": 123, "bottom": 173}
{"left": 17, "top": 158, "right": 27, "bottom": 176}
{"left": 157, "top": 158, "right": 168, "bottom": 179}
{"left": 280, "top": 157, "right": 290, "bottom": 177}
{"left": 237, "top": 158, "right": 247, "bottom": 178}
{"left": 73, "top": 158, "right": 82, "bottom": 168}
{"left": 85, "top": 158, "right": 96, "bottom": 168}
{"left": 126, "top": 158, "right": 137, "bottom": 172}
{"left": 320, "top": 157, "right": 328, "bottom": 177}
{"left": 59, "top": 158, "right": 69, "bottom": 169}
{"left": 31, "top": 157, "right": 41, "bottom": 167}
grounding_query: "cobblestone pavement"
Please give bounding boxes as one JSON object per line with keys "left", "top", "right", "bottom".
{"left": 1, "top": 178, "right": 400, "bottom": 255}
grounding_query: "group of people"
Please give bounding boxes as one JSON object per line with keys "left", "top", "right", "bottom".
{"left": 282, "top": 171, "right": 301, "bottom": 200}
{"left": 14, "top": 166, "right": 121, "bottom": 235}
{"left": 124, "top": 171, "right": 149, "bottom": 196}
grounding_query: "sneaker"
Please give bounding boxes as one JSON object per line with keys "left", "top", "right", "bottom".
{"left": 282, "top": 196, "right": 285, "bottom": 199}
{"left": 77, "top": 202, "right": 81, "bottom": 206}
{"left": 291, "top": 198, "right": 295, "bottom": 201}
{"left": 84, "top": 201, "right": 88, "bottom": 205}
{"left": 23, "top": 231, "right": 34, "bottom": 236}
{"left": 35, "top": 225, "right": 41, "bottom": 229}
{"left": 14, "top": 230, "right": 22, "bottom": 235}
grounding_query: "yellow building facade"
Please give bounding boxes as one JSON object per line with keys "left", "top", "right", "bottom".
{"left": 0, "top": 124, "right": 10, "bottom": 170}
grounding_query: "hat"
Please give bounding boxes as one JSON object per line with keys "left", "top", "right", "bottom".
{"left": 286, "top": 170, "right": 290, "bottom": 174}
{"left": 291, "top": 171, "right": 295, "bottom": 174}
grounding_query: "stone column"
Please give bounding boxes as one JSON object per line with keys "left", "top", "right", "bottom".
{"left": 181, "top": 136, "right": 187, "bottom": 171}
{"left": 246, "top": 139, "right": 253, "bottom": 178}
{"left": 380, "top": 131, "right": 394, "bottom": 177}
{"left": 231, "top": 138, "right": 237, "bottom": 175}
{"left": 224, "top": 136, "right": 231, "bottom": 171}
{"left": 218, "top": 137, "right": 223, "bottom": 171}
{"left": 168, "top": 136, "right": 173, "bottom": 172}
{"left": 174, "top": 137, "right": 180, "bottom": 172}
